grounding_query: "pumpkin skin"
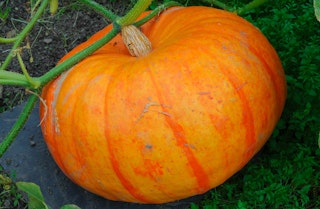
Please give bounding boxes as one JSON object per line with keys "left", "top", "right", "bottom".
{"left": 40, "top": 6, "right": 286, "bottom": 204}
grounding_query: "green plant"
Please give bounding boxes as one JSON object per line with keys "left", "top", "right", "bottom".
{"left": 16, "top": 182, "right": 81, "bottom": 209}
{"left": 0, "top": 89, "right": 25, "bottom": 113}
{"left": 315, "top": 0, "right": 320, "bottom": 21}
{"left": 0, "top": 0, "right": 10, "bottom": 23}
{"left": 0, "top": 166, "right": 27, "bottom": 208}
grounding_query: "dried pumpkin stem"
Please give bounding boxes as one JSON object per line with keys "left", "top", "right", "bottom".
{"left": 122, "top": 25, "right": 152, "bottom": 57}
{"left": 116, "top": 0, "right": 156, "bottom": 57}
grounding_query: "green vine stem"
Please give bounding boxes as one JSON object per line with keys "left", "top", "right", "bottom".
{"left": 235, "top": 0, "right": 268, "bottom": 15}
{"left": 0, "top": 37, "right": 18, "bottom": 44}
{"left": 0, "top": 0, "right": 49, "bottom": 72}
{"left": 117, "top": 0, "right": 152, "bottom": 26}
{"left": 78, "top": 0, "right": 118, "bottom": 21}
{"left": 0, "top": 94, "right": 38, "bottom": 158}
{"left": 201, "top": 0, "right": 234, "bottom": 11}
{"left": 0, "top": 70, "right": 33, "bottom": 87}
{"left": 134, "top": 1, "right": 182, "bottom": 27}
{"left": 16, "top": 52, "right": 41, "bottom": 88}
{"left": 201, "top": 0, "right": 268, "bottom": 15}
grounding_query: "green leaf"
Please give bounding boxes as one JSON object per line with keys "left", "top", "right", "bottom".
{"left": 61, "top": 205, "right": 82, "bottom": 209}
{"left": 190, "top": 203, "right": 199, "bottom": 209}
{"left": 318, "top": 131, "right": 320, "bottom": 148}
{"left": 16, "top": 182, "right": 50, "bottom": 209}
{"left": 315, "top": 0, "right": 320, "bottom": 22}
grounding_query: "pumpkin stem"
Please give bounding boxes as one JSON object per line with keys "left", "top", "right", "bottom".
{"left": 122, "top": 25, "right": 152, "bottom": 57}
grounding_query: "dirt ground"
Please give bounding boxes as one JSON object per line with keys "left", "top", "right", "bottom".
{"left": 0, "top": 0, "right": 133, "bottom": 111}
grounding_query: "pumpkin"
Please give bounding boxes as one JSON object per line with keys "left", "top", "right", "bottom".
{"left": 39, "top": 6, "right": 286, "bottom": 204}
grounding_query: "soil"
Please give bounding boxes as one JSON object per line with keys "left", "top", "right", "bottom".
{"left": 0, "top": 1, "right": 204, "bottom": 208}
{"left": 0, "top": 0, "right": 133, "bottom": 112}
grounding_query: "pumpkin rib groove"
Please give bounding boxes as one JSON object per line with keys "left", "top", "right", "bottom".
{"left": 147, "top": 7, "right": 261, "bottom": 52}
{"left": 202, "top": 24, "right": 286, "bottom": 112}
{"left": 56, "top": 66, "right": 94, "bottom": 185}
{"left": 218, "top": 65, "right": 257, "bottom": 164}
{"left": 68, "top": 71, "right": 98, "bottom": 183}
{"left": 245, "top": 44, "right": 286, "bottom": 113}
{"left": 155, "top": 9, "right": 283, "bottom": 99}
{"left": 41, "top": 81, "right": 69, "bottom": 173}
{"left": 103, "top": 77, "right": 152, "bottom": 203}
{"left": 149, "top": 7, "right": 248, "bottom": 43}
{"left": 183, "top": 27, "right": 282, "bottom": 150}
{"left": 174, "top": 45, "right": 239, "bottom": 179}
{"left": 147, "top": 68, "right": 211, "bottom": 194}
{"left": 196, "top": 45, "right": 258, "bottom": 167}
{"left": 78, "top": 70, "right": 121, "bottom": 201}
{"left": 122, "top": 66, "right": 181, "bottom": 202}
{"left": 50, "top": 71, "right": 74, "bottom": 175}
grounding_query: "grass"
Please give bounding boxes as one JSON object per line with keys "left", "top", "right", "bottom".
{"left": 0, "top": 0, "right": 10, "bottom": 22}
{"left": 1, "top": 0, "right": 320, "bottom": 208}
{"left": 0, "top": 89, "right": 25, "bottom": 113}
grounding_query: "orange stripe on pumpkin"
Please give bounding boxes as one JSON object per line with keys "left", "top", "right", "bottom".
{"left": 103, "top": 93, "right": 151, "bottom": 204}
{"left": 148, "top": 70, "right": 211, "bottom": 194}
{"left": 247, "top": 45, "right": 286, "bottom": 115}
{"left": 222, "top": 70, "right": 256, "bottom": 165}
{"left": 107, "top": 148, "right": 150, "bottom": 203}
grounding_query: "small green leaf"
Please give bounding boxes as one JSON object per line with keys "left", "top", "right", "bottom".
{"left": 190, "top": 203, "right": 199, "bottom": 209}
{"left": 61, "top": 205, "right": 82, "bottom": 209}
{"left": 16, "top": 182, "right": 50, "bottom": 209}
{"left": 315, "top": 0, "right": 320, "bottom": 22}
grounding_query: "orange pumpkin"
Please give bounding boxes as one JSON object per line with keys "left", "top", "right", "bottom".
{"left": 40, "top": 6, "right": 286, "bottom": 204}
